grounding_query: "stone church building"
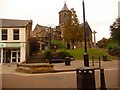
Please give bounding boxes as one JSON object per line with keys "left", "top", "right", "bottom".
{"left": 57, "top": 2, "right": 92, "bottom": 49}
{"left": 31, "top": 2, "right": 92, "bottom": 50}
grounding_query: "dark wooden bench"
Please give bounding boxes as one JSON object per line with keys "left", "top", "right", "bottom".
{"left": 51, "top": 58, "right": 64, "bottom": 63}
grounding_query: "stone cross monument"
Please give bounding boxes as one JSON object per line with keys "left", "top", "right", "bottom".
{"left": 92, "top": 30, "right": 97, "bottom": 46}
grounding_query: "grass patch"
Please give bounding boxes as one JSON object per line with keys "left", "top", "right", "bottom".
{"left": 67, "top": 48, "right": 118, "bottom": 60}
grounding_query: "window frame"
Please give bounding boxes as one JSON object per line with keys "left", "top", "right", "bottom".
{"left": 13, "top": 29, "right": 19, "bottom": 40}
{"left": 1, "top": 29, "right": 8, "bottom": 40}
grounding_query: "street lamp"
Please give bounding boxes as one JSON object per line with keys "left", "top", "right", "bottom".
{"left": 82, "top": 0, "right": 89, "bottom": 67}
{"left": 47, "top": 25, "right": 55, "bottom": 64}
{"left": 49, "top": 26, "right": 52, "bottom": 64}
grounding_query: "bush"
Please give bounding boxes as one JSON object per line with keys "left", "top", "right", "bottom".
{"left": 51, "top": 40, "right": 67, "bottom": 50}
{"left": 44, "top": 51, "right": 71, "bottom": 59}
{"left": 107, "top": 43, "right": 120, "bottom": 56}
{"left": 44, "top": 51, "right": 50, "bottom": 60}
{"left": 58, "top": 52, "right": 70, "bottom": 59}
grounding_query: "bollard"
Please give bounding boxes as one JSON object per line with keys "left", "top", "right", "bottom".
{"left": 100, "top": 68, "right": 107, "bottom": 90}
{"left": 76, "top": 67, "right": 96, "bottom": 90}
{"left": 103, "top": 55, "right": 107, "bottom": 61}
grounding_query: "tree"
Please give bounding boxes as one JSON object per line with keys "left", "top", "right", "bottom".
{"left": 29, "top": 37, "right": 40, "bottom": 56}
{"left": 110, "top": 18, "right": 120, "bottom": 46}
{"left": 63, "top": 9, "right": 84, "bottom": 49}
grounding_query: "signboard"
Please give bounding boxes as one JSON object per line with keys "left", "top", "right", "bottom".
{"left": 0, "top": 43, "right": 20, "bottom": 48}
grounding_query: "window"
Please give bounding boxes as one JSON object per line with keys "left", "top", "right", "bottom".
{"left": 64, "top": 13, "right": 67, "bottom": 24}
{"left": 2, "top": 29, "right": 7, "bottom": 40}
{"left": 13, "top": 29, "right": 19, "bottom": 40}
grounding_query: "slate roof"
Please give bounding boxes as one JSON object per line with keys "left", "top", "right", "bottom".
{"left": 0, "top": 18, "right": 32, "bottom": 28}
{"left": 80, "top": 21, "right": 92, "bottom": 32}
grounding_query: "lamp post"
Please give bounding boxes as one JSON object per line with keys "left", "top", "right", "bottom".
{"left": 82, "top": 0, "right": 89, "bottom": 67}
{"left": 48, "top": 26, "right": 52, "bottom": 64}
{"left": 47, "top": 25, "right": 55, "bottom": 64}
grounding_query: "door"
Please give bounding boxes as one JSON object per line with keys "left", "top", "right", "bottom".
{"left": 12, "top": 51, "right": 20, "bottom": 63}
{"left": 12, "top": 51, "right": 17, "bottom": 63}
{"left": 3, "top": 49, "right": 11, "bottom": 63}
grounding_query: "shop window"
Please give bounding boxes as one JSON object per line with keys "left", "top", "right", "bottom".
{"left": 2, "top": 29, "right": 7, "bottom": 40}
{"left": 13, "top": 29, "right": 19, "bottom": 40}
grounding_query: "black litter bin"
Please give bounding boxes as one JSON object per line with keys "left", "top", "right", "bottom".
{"left": 76, "top": 67, "right": 96, "bottom": 90}
{"left": 65, "top": 57, "right": 71, "bottom": 66}
{"left": 103, "top": 55, "right": 107, "bottom": 61}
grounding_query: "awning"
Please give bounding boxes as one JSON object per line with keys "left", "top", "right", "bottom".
{"left": 0, "top": 43, "right": 21, "bottom": 48}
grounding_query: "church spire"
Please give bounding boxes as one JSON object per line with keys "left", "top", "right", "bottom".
{"left": 61, "top": 1, "right": 69, "bottom": 11}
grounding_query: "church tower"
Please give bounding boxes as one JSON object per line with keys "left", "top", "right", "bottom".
{"left": 59, "top": 2, "right": 72, "bottom": 25}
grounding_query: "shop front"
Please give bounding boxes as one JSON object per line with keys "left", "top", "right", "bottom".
{"left": 3, "top": 48, "right": 20, "bottom": 63}
{"left": 0, "top": 43, "right": 25, "bottom": 64}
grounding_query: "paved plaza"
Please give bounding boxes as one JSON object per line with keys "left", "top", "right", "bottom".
{"left": 1, "top": 60, "right": 119, "bottom": 89}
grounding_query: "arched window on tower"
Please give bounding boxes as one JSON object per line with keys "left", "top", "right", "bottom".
{"left": 64, "top": 13, "right": 67, "bottom": 24}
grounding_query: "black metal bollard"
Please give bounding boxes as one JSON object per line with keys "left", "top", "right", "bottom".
{"left": 103, "top": 55, "right": 107, "bottom": 61}
{"left": 76, "top": 67, "right": 96, "bottom": 90}
{"left": 100, "top": 69, "right": 107, "bottom": 90}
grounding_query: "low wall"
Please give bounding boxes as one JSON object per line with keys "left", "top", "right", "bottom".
{"left": 16, "top": 63, "right": 54, "bottom": 73}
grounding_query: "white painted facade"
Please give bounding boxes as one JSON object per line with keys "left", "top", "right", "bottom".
{"left": 0, "top": 28, "right": 26, "bottom": 43}
{"left": 0, "top": 19, "right": 32, "bottom": 64}
{"left": 0, "top": 28, "right": 26, "bottom": 64}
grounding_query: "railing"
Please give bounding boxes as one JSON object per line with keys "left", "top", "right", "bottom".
{"left": 89, "top": 56, "right": 101, "bottom": 68}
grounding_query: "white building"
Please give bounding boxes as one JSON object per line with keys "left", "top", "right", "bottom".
{"left": 0, "top": 19, "right": 32, "bottom": 64}
{"left": 118, "top": 1, "right": 120, "bottom": 18}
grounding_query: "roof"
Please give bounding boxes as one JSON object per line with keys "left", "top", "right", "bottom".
{"left": 31, "top": 24, "right": 50, "bottom": 37}
{"left": 61, "top": 2, "right": 69, "bottom": 11}
{"left": 0, "top": 18, "right": 32, "bottom": 28}
{"left": 80, "top": 21, "right": 92, "bottom": 33}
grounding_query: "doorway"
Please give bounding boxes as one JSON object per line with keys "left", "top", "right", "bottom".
{"left": 3, "top": 49, "right": 11, "bottom": 63}
{"left": 11, "top": 50, "right": 20, "bottom": 63}
{"left": 3, "top": 48, "right": 20, "bottom": 63}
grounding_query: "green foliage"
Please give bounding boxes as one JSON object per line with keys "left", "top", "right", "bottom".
{"left": 44, "top": 51, "right": 51, "bottom": 60}
{"left": 63, "top": 9, "right": 84, "bottom": 49}
{"left": 107, "top": 42, "right": 119, "bottom": 49}
{"left": 67, "top": 48, "right": 117, "bottom": 60}
{"left": 58, "top": 52, "right": 70, "bottom": 59}
{"left": 44, "top": 50, "right": 71, "bottom": 59}
{"left": 44, "top": 48, "right": 117, "bottom": 60}
{"left": 67, "top": 49, "right": 84, "bottom": 60}
{"left": 107, "top": 42, "right": 120, "bottom": 56}
{"left": 51, "top": 40, "right": 67, "bottom": 50}
{"left": 110, "top": 18, "right": 120, "bottom": 45}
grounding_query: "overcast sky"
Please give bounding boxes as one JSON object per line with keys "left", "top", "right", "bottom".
{"left": 0, "top": 0, "right": 119, "bottom": 41}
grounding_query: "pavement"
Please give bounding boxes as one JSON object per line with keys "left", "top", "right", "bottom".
{"left": 1, "top": 60, "right": 118, "bottom": 74}
{"left": 1, "top": 60, "right": 119, "bottom": 89}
